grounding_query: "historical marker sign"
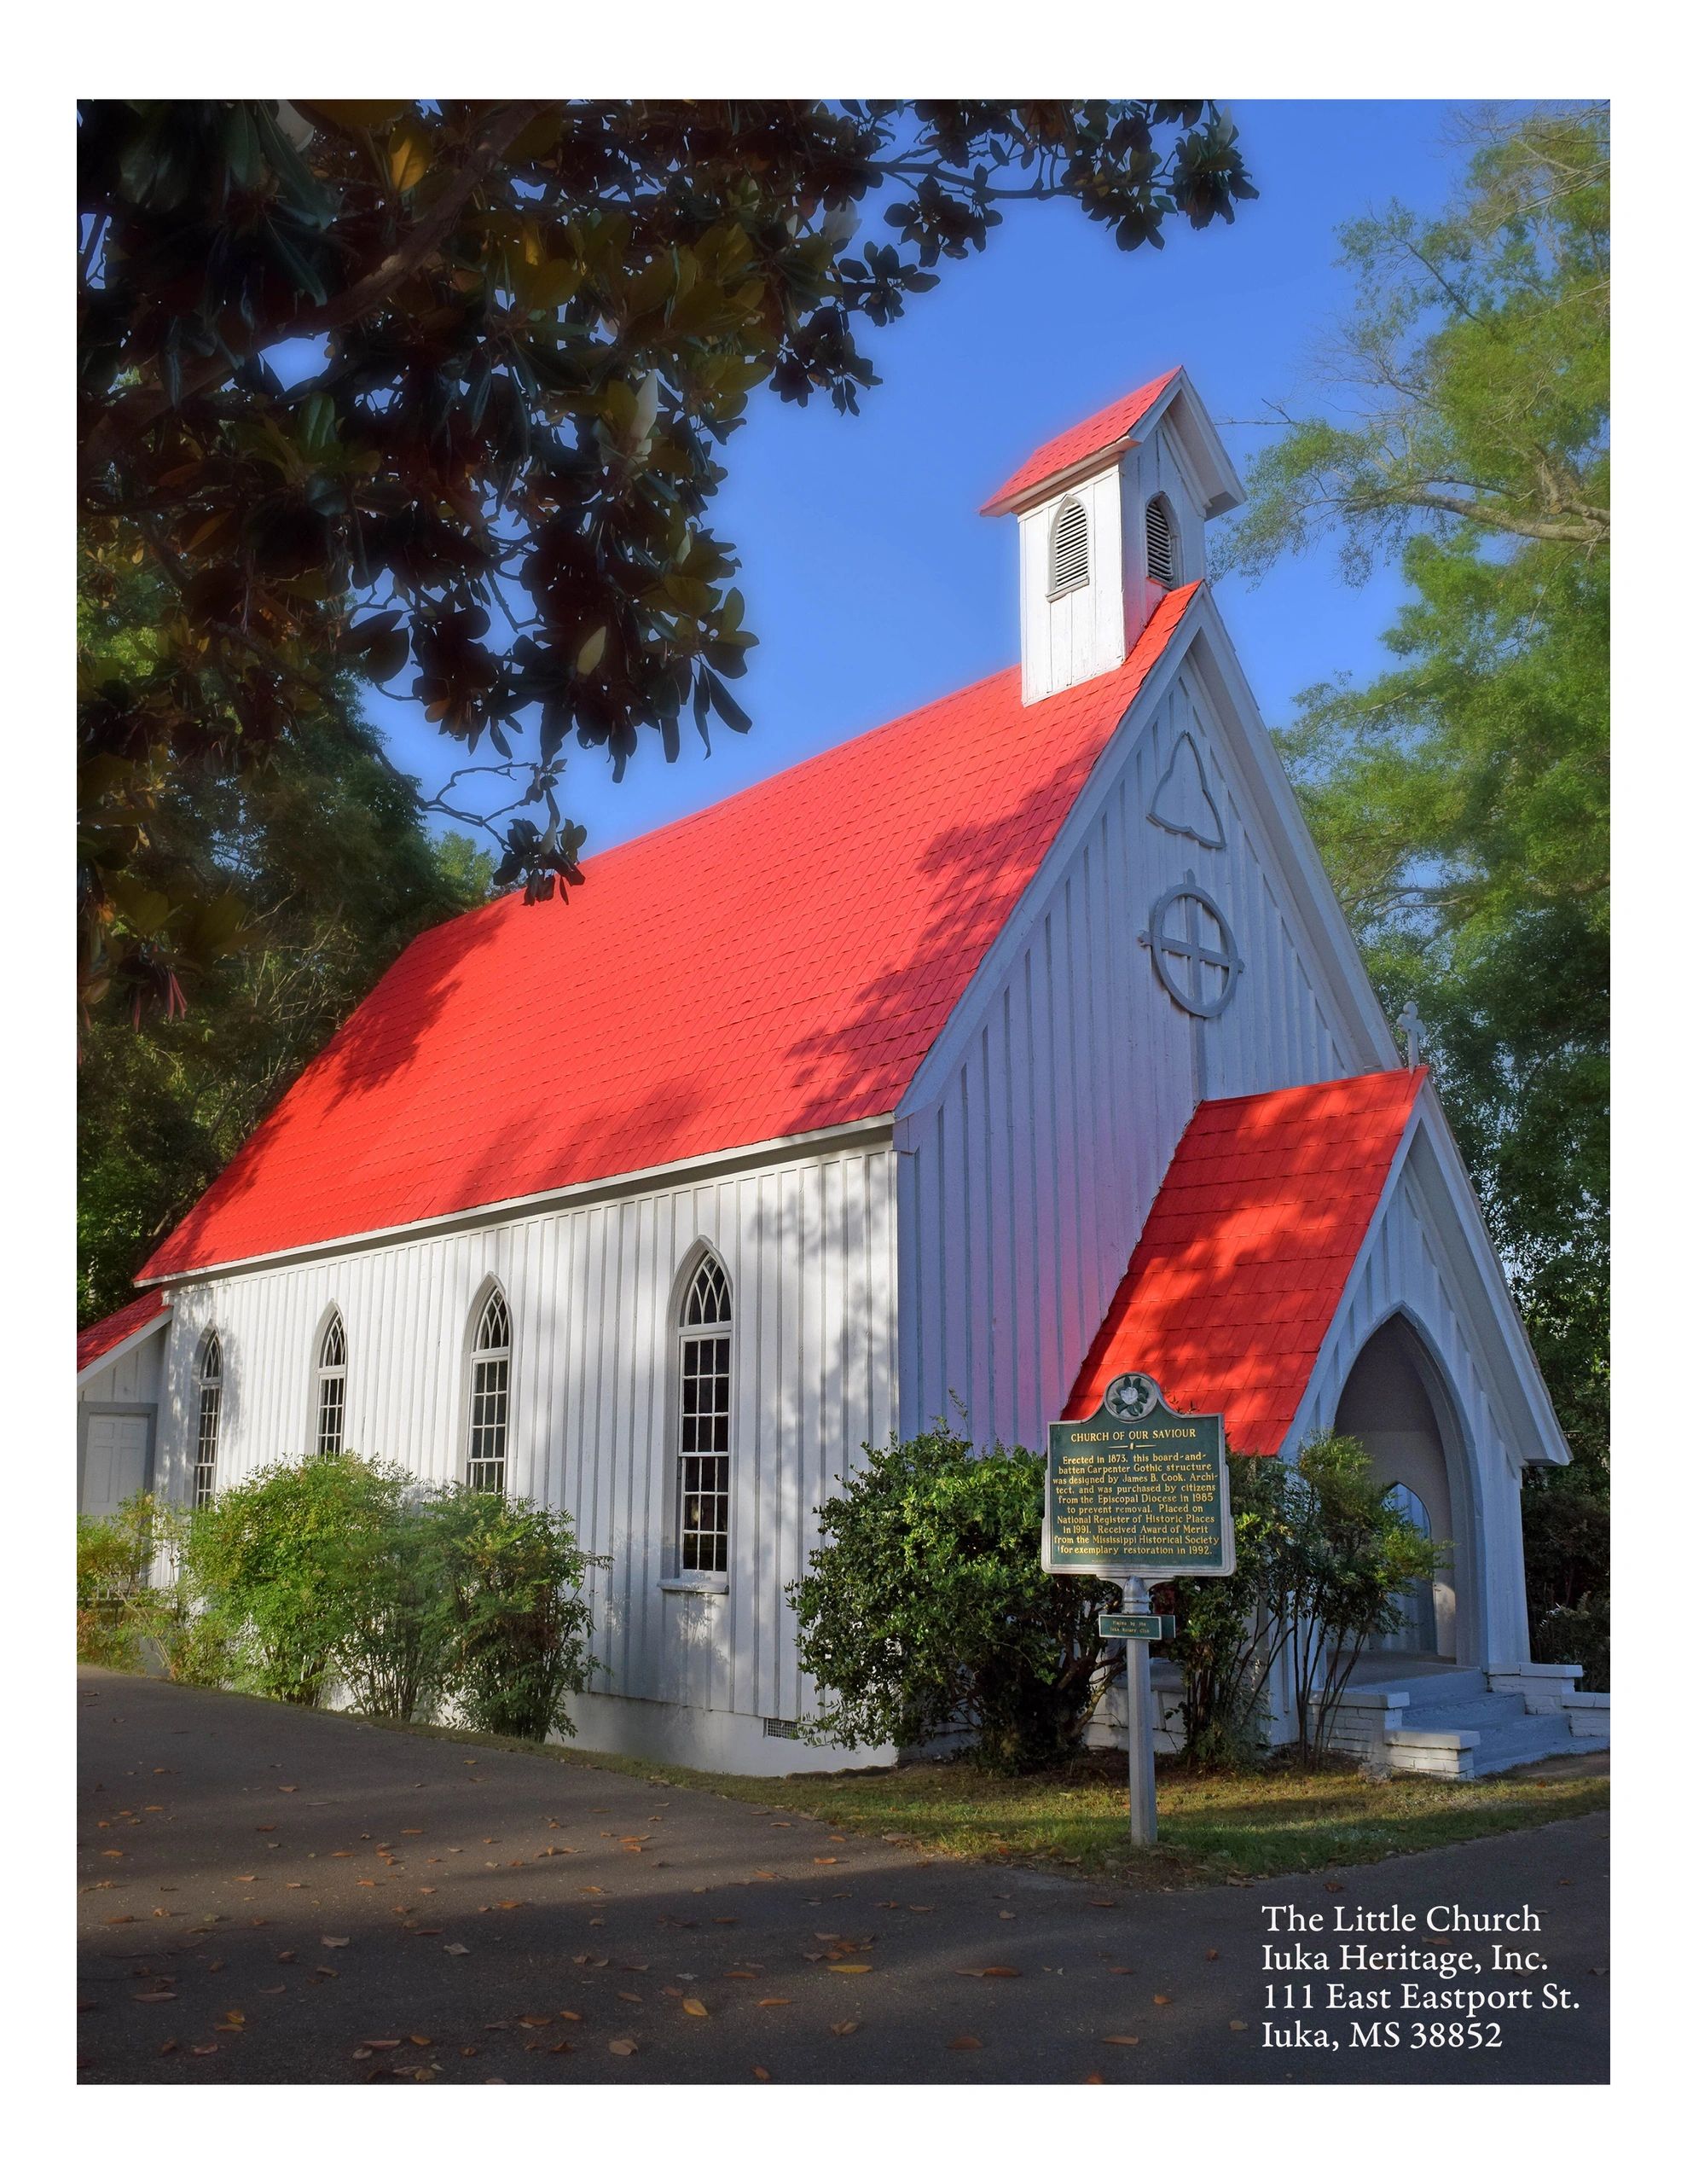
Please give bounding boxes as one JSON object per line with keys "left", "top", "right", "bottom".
{"left": 1043, "top": 1372, "right": 1234, "bottom": 1579}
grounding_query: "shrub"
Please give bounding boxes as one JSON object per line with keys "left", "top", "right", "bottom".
{"left": 789, "top": 1426, "right": 1121, "bottom": 1774}
{"left": 426, "top": 1487, "right": 605, "bottom": 1742}
{"left": 190, "top": 1451, "right": 407, "bottom": 1705}
{"left": 339, "top": 1499, "right": 460, "bottom": 1723}
{"left": 1171, "top": 1437, "right": 1445, "bottom": 1767}
{"left": 1163, "top": 1454, "right": 1293, "bottom": 1766}
{"left": 77, "top": 1502, "right": 153, "bottom": 1668}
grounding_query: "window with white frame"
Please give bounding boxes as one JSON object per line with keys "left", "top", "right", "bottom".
{"left": 193, "top": 1332, "right": 222, "bottom": 1509}
{"left": 467, "top": 1289, "right": 511, "bottom": 1495}
{"left": 316, "top": 1311, "right": 346, "bottom": 1455}
{"left": 677, "top": 1254, "right": 732, "bottom": 1574}
{"left": 1048, "top": 495, "right": 1089, "bottom": 596}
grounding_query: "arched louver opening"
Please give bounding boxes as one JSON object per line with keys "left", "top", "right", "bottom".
{"left": 1145, "top": 493, "right": 1180, "bottom": 588}
{"left": 677, "top": 1253, "right": 732, "bottom": 1573}
{"left": 316, "top": 1312, "right": 346, "bottom": 1455}
{"left": 194, "top": 1332, "right": 223, "bottom": 1509}
{"left": 1047, "top": 496, "right": 1089, "bottom": 597}
{"left": 467, "top": 1288, "right": 512, "bottom": 1496}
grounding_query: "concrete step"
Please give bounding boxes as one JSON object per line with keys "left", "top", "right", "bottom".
{"left": 1464, "top": 1717, "right": 1609, "bottom": 1778}
{"left": 1345, "top": 1662, "right": 1489, "bottom": 1708}
{"left": 1403, "top": 1690, "right": 1531, "bottom": 1734}
{"left": 1383, "top": 1709, "right": 1609, "bottom": 1780}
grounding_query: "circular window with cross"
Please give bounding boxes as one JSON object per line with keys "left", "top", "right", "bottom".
{"left": 1141, "top": 874, "right": 1243, "bottom": 1019}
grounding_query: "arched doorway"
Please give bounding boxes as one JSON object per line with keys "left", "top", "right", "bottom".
{"left": 1333, "top": 1315, "right": 1469, "bottom": 1663}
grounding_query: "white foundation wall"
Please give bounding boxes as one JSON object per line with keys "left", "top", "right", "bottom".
{"left": 895, "top": 630, "right": 1392, "bottom": 1455}
{"left": 155, "top": 1136, "right": 897, "bottom": 1750}
{"left": 1288, "top": 1135, "right": 1534, "bottom": 1669}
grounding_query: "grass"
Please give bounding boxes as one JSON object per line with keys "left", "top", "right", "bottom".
{"left": 550, "top": 1744, "right": 1609, "bottom": 1890}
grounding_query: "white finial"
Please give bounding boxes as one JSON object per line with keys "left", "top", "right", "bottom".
{"left": 1396, "top": 999, "right": 1423, "bottom": 1068}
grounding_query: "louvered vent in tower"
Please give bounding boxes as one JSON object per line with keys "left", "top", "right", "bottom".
{"left": 1048, "top": 497, "right": 1089, "bottom": 596}
{"left": 1145, "top": 494, "right": 1179, "bottom": 588}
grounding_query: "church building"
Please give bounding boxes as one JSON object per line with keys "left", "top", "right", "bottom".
{"left": 78, "top": 368, "right": 1608, "bottom": 1778}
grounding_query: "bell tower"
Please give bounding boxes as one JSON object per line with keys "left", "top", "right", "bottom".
{"left": 980, "top": 366, "right": 1244, "bottom": 706}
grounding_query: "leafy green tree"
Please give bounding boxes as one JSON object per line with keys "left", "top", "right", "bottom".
{"left": 1221, "top": 106, "right": 1608, "bottom": 1680}
{"left": 78, "top": 545, "right": 490, "bottom": 1323}
{"left": 1162, "top": 1455, "right": 1292, "bottom": 1765}
{"left": 78, "top": 98, "right": 1255, "bottom": 1014}
{"left": 789, "top": 1426, "right": 1122, "bottom": 1774}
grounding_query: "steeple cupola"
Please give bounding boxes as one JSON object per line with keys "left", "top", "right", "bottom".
{"left": 981, "top": 366, "right": 1243, "bottom": 706}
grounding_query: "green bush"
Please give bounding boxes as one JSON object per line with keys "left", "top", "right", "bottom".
{"left": 77, "top": 1502, "right": 152, "bottom": 1668}
{"left": 1162, "top": 1454, "right": 1292, "bottom": 1766}
{"left": 789, "top": 1426, "right": 1121, "bottom": 1774}
{"left": 1170, "top": 1436, "right": 1444, "bottom": 1767}
{"left": 425, "top": 1486, "right": 605, "bottom": 1741}
{"left": 339, "top": 1498, "right": 460, "bottom": 1723}
{"left": 189, "top": 1450, "right": 407, "bottom": 1705}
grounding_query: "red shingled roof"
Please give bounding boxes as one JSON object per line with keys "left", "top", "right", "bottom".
{"left": 141, "top": 584, "right": 1201, "bottom": 1281}
{"left": 1064, "top": 1069, "right": 1426, "bottom": 1454}
{"left": 78, "top": 1289, "right": 170, "bottom": 1374}
{"left": 979, "top": 369, "right": 1181, "bottom": 516}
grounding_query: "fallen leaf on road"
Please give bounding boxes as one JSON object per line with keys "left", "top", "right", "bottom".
{"left": 1324, "top": 1881, "right": 1344, "bottom": 1893}
{"left": 831, "top": 2021, "right": 858, "bottom": 2036}
{"left": 258, "top": 1986, "right": 286, "bottom": 1995}
{"left": 1153, "top": 1995, "right": 1171, "bottom": 2007}
{"left": 132, "top": 1993, "right": 176, "bottom": 2005}
{"left": 352, "top": 2047, "right": 374, "bottom": 2061}
{"left": 408, "top": 2034, "right": 433, "bottom": 2048}
{"left": 757, "top": 1998, "right": 792, "bottom": 2008}
{"left": 957, "top": 1967, "right": 1020, "bottom": 1979}
{"left": 752, "top": 2066, "right": 771, "bottom": 2081}
{"left": 829, "top": 1963, "right": 872, "bottom": 1975}
{"left": 948, "top": 2035, "right": 983, "bottom": 2051}
{"left": 236, "top": 1876, "right": 257, "bottom": 1885}
{"left": 105, "top": 1914, "right": 136, "bottom": 1926}
{"left": 443, "top": 1943, "right": 470, "bottom": 1956}
{"left": 518, "top": 2015, "right": 552, "bottom": 2028}
{"left": 321, "top": 1937, "right": 350, "bottom": 1949}
{"left": 682, "top": 1999, "right": 709, "bottom": 2018}
{"left": 1229, "top": 2019, "right": 1248, "bottom": 2032}
{"left": 607, "top": 2039, "right": 637, "bottom": 2057}
{"left": 1088, "top": 1900, "right": 1116, "bottom": 1909}
{"left": 1103, "top": 2035, "right": 1139, "bottom": 2047}
{"left": 190, "top": 2044, "right": 218, "bottom": 2056}
{"left": 1206, "top": 1949, "right": 1220, "bottom": 1961}
{"left": 813, "top": 1857, "right": 838, "bottom": 1866}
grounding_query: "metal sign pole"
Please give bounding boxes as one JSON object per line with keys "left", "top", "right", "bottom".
{"left": 1118, "top": 1574, "right": 1157, "bottom": 1846}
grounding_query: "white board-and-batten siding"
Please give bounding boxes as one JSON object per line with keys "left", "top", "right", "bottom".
{"left": 157, "top": 1138, "right": 896, "bottom": 1730}
{"left": 895, "top": 630, "right": 1395, "bottom": 1458}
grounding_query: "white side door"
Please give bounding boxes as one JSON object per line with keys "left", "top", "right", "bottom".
{"left": 82, "top": 1413, "right": 152, "bottom": 1518}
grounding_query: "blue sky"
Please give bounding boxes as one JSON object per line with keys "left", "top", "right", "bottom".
{"left": 365, "top": 100, "right": 1466, "bottom": 857}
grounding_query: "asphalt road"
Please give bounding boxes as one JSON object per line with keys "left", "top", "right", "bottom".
{"left": 77, "top": 1667, "right": 1609, "bottom": 2085}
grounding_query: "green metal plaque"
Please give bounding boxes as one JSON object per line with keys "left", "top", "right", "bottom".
{"left": 1044, "top": 1372, "right": 1234, "bottom": 1579}
{"left": 1098, "top": 1612, "right": 1175, "bottom": 1641}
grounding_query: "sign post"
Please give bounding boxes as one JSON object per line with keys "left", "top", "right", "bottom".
{"left": 1043, "top": 1371, "right": 1233, "bottom": 1848}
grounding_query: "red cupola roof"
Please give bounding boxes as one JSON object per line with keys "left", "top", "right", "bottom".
{"left": 979, "top": 368, "right": 1182, "bottom": 517}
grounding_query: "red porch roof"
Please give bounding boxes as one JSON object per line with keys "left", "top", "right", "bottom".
{"left": 1064, "top": 1069, "right": 1426, "bottom": 1454}
{"left": 78, "top": 1289, "right": 170, "bottom": 1375}
{"left": 141, "top": 584, "right": 1200, "bottom": 1281}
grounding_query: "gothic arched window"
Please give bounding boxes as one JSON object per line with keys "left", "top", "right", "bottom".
{"left": 1048, "top": 495, "right": 1089, "bottom": 596}
{"left": 193, "top": 1332, "right": 223, "bottom": 1509}
{"left": 316, "top": 1312, "right": 346, "bottom": 1455}
{"left": 467, "top": 1288, "right": 512, "bottom": 1496}
{"left": 677, "top": 1254, "right": 732, "bottom": 1573}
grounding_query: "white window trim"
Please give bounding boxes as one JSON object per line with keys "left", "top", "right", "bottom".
{"left": 672, "top": 1250, "right": 733, "bottom": 1579}
{"left": 1047, "top": 494, "right": 1090, "bottom": 599}
{"left": 192, "top": 1331, "right": 222, "bottom": 1509}
{"left": 315, "top": 1310, "right": 347, "bottom": 1455}
{"left": 465, "top": 1286, "right": 512, "bottom": 1496}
